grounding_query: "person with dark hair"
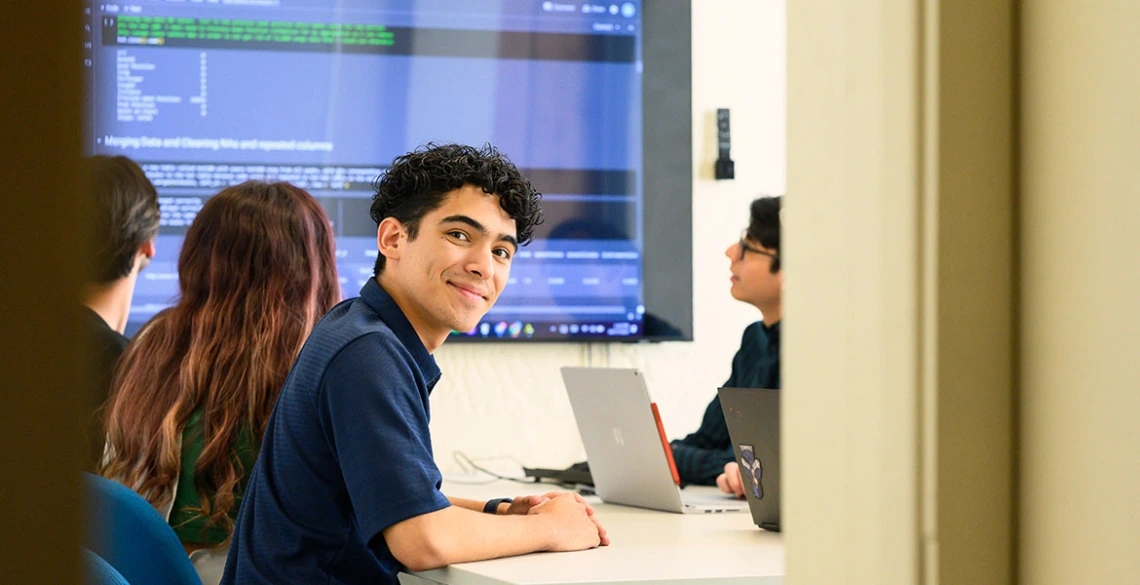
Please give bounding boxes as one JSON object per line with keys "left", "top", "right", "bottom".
{"left": 100, "top": 181, "right": 341, "bottom": 584}
{"left": 82, "top": 155, "right": 160, "bottom": 470}
{"left": 222, "top": 144, "right": 607, "bottom": 585}
{"left": 670, "top": 196, "right": 783, "bottom": 491}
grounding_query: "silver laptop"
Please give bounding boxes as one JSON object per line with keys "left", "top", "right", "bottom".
{"left": 560, "top": 367, "right": 748, "bottom": 514}
{"left": 718, "top": 386, "right": 781, "bottom": 531}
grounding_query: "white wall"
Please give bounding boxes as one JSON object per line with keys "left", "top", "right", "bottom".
{"left": 785, "top": 0, "right": 1016, "bottom": 582}
{"left": 1020, "top": 2, "right": 1140, "bottom": 583}
{"left": 783, "top": 0, "right": 924, "bottom": 581}
{"left": 429, "top": 1, "right": 786, "bottom": 473}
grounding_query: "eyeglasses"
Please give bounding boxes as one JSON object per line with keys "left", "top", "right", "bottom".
{"left": 738, "top": 230, "right": 780, "bottom": 271}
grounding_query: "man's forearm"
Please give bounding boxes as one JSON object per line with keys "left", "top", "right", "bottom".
{"left": 447, "top": 495, "right": 510, "bottom": 514}
{"left": 447, "top": 496, "right": 486, "bottom": 513}
{"left": 383, "top": 505, "right": 552, "bottom": 571}
{"left": 671, "top": 443, "right": 735, "bottom": 485}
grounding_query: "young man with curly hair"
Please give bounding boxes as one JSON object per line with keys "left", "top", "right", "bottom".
{"left": 222, "top": 144, "right": 608, "bottom": 585}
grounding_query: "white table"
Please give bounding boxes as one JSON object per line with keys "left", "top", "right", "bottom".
{"left": 399, "top": 478, "right": 784, "bottom": 585}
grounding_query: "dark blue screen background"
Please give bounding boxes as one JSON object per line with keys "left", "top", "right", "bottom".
{"left": 85, "top": 0, "right": 646, "bottom": 340}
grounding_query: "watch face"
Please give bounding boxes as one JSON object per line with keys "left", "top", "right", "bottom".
{"left": 739, "top": 444, "right": 763, "bottom": 500}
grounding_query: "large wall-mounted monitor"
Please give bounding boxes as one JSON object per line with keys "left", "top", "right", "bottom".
{"left": 83, "top": 0, "right": 691, "bottom": 341}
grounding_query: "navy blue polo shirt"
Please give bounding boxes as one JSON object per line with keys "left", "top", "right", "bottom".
{"left": 221, "top": 278, "right": 451, "bottom": 585}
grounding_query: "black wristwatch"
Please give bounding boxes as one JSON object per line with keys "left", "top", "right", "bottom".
{"left": 483, "top": 497, "right": 513, "bottom": 514}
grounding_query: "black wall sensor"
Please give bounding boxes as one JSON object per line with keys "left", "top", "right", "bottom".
{"left": 715, "top": 108, "right": 735, "bottom": 180}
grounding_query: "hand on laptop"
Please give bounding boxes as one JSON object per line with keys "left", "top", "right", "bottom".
{"left": 527, "top": 492, "right": 610, "bottom": 550}
{"left": 717, "top": 462, "right": 746, "bottom": 499}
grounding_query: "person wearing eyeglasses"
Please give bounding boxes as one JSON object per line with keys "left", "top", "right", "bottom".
{"left": 670, "top": 196, "right": 782, "bottom": 490}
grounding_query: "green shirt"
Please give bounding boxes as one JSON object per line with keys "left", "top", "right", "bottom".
{"left": 169, "top": 409, "right": 259, "bottom": 545}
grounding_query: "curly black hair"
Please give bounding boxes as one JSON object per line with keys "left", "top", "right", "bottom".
{"left": 370, "top": 143, "right": 543, "bottom": 275}
{"left": 747, "top": 196, "right": 782, "bottom": 273}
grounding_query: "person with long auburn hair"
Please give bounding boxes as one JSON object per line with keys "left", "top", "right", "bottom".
{"left": 99, "top": 181, "right": 340, "bottom": 582}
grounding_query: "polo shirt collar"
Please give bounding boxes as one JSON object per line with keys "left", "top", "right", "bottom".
{"left": 359, "top": 277, "right": 442, "bottom": 385}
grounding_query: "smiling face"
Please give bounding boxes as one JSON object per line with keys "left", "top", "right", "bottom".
{"left": 376, "top": 184, "right": 518, "bottom": 351}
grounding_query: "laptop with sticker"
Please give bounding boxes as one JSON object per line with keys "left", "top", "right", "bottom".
{"left": 718, "top": 386, "right": 781, "bottom": 531}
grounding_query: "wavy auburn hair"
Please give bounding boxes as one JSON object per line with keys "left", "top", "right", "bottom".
{"left": 100, "top": 181, "right": 339, "bottom": 543}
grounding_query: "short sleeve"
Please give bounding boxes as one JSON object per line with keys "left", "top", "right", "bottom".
{"left": 319, "top": 334, "right": 451, "bottom": 543}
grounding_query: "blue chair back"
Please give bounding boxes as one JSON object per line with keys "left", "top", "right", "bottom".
{"left": 84, "top": 473, "right": 203, "bottom": 585}
{"left": 83, "top": 547, "right": 130, "bottom": 585}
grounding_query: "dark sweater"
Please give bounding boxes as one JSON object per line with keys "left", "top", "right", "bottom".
{"left": 83, "top": 306, "right": 128, "bottom": 470}
{"left": 670, "top": 320, "right": 780, "bottom": 485}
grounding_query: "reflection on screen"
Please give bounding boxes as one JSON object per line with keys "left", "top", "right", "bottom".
{"left": 84, "top": 0, "right": 645, "bottom": 340}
